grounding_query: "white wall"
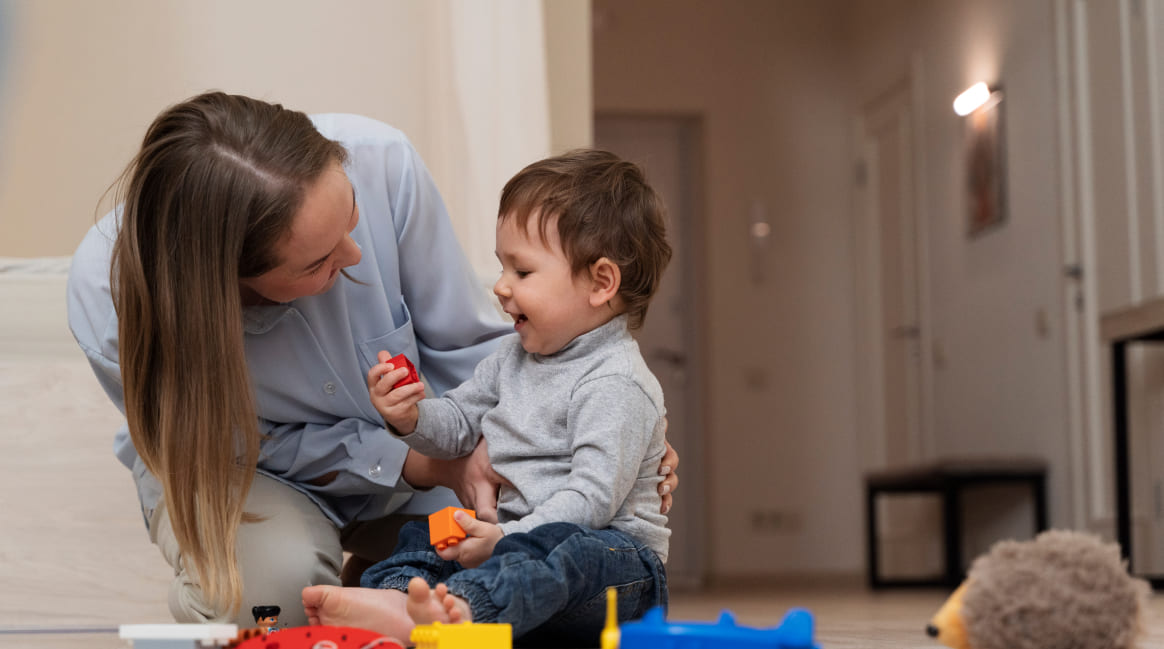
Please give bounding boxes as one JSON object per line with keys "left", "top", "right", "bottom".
{"left": 0, "top": 0, "right": 589, "bottom": 276}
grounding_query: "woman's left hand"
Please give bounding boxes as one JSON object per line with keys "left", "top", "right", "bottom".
{"left": 448, "top": 438, "right": 509, "bottom": 523}
{"left": 659, "top": 426, "right": 679, "bottom": 514}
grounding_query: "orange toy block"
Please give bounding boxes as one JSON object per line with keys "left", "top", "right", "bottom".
{"left": 429, "top": 506, "right": 476, "bottom": 550}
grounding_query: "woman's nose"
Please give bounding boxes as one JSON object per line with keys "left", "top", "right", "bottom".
{"left": 341, "top": 236, "right": 362, "bottom": 267}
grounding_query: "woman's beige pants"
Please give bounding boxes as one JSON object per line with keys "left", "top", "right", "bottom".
{"left": 149, "top": 473, "right": 414, "bottom": 628}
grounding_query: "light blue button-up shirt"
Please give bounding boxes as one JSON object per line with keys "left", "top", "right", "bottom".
{"left": 67, "top": 113, "right": 512, "bottom": 526}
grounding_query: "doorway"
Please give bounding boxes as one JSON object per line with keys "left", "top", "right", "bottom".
{"left": 594, "top": 114, "right": 707, "bottom": 589}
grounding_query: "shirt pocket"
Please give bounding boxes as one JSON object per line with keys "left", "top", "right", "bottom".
{"left": 357, "top": 300, "right": 422, "bottom": 381}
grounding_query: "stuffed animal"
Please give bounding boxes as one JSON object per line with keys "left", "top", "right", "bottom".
{"left": 926, "top": 529, "right": 1150, "bottom": 649}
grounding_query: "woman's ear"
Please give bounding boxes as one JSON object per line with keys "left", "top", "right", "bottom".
{"left": 588, "top": 257, "right": 622, "bottom": 308}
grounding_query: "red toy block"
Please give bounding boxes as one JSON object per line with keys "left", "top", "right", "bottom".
{"left": 387, "top": 353, "right": 420, "bottom": 390}
{"left": 429, "top": 506, "right": 476, "bottom": 550}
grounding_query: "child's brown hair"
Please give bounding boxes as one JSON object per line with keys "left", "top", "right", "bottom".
{"left": 498, "top": 149, "right": 672, "bottom": 330}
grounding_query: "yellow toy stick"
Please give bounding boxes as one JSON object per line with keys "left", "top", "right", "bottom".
{"left": 601, "top": 587, "right": 620, "bottom": 649}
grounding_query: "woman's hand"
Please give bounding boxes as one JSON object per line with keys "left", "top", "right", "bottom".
{"left": 659, "top": 439, "right": 679, "bottom": 514}
{"left": 444, "top": 439, "right": 509, "bottom": 523}
{"left": 401, "top": 439, "right": 509, "bottom": 523}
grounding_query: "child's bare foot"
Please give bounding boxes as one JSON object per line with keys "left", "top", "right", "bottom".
{"left": 301, "top": 585, "right": 413, "bottom": 640}
{"left": 405, "top": 577, "right": 473, "bottom": 625}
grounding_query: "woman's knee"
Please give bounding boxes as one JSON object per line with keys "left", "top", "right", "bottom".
{"left": 154, "top": 475, "right": 343, "bottom": 628}
{"left": 167, "top": 530, "right": 340, "bottom": 627}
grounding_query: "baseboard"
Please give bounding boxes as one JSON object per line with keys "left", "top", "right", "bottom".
{"left": 705, "top": 571, "right": 866, "bottom": 591}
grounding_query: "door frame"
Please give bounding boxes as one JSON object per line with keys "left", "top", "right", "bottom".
{"left": 1054, "top": 0, "right": 1102, "bottom": 534}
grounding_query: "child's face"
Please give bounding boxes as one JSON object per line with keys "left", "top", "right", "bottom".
{"left": 493, "top": 213, "right": 605, "bottom": 355}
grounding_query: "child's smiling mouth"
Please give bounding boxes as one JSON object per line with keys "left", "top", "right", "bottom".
{"left": 506, "top": 311, "right": 529, "bottom": 329}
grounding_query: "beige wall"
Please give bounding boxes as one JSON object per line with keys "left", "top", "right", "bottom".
{"left": 849, "top": 0, "right": 1073, "bottom": 566}
{"left": 0, "top": 0, "right": 589, "bottom": 259}
{"left": 544, "top": 0, "right": 593, "bottom": 153}
{"left": 594, "top": 0, "right": 864, "bottom": 579}
{"left": 596, "top": 0, "right": 1078, "bottom": 581}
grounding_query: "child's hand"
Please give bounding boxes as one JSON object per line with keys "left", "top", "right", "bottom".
{"left": 367, "top": 350, "right": 425, "bottom": 434}
{"left": 435, "top": 511, "right": 502, "bottom": 568}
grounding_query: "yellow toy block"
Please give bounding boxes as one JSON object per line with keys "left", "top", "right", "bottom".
{"left": 410, "top": 621, "right": 512, "bottom": 649}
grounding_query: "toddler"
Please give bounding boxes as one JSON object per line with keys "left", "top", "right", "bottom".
{"left": 302, "top": 149, "right": 672, "bottom": 645}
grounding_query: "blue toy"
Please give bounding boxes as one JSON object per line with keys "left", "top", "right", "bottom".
{"left": 618, "top": 605, "right": 820, "bottom": 649}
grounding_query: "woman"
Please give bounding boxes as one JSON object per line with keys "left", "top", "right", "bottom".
{"left": 67, "top": 92, "right": 679, "bottom": 628}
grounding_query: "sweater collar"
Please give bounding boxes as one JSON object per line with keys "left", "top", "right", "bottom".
{"left": 535, "top": 314, "right": 630, "bottom": 362}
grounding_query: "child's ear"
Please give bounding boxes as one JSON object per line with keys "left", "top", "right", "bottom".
{"left": 588, "top": 257, "right": 621, "bottom": 307}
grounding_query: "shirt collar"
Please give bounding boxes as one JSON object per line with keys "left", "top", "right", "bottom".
{"left": 243, "top": 304, "right": 295, "bottom": 334}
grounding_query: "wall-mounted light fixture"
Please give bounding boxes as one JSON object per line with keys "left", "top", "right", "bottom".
{"left": 953, "top": 82, "right": 1000, "bottom": 116}
{"left": 955, "top": 80, "right": 1007, "bottom": 237}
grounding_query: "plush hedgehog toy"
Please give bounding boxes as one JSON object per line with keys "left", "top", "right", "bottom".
{"left": 926, "top": 530, "right": 1150, "bottom": 649}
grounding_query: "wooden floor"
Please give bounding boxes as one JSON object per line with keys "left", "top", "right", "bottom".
{"left": 6, "top": 584, "right": 1164, "bottom": 648}
{"left": 3, "top": 319, "right": 1164, "bottom": 648}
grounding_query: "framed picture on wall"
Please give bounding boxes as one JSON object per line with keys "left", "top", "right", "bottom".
{"left": 966, "top": 93, "right": 1007, "bottom": 237}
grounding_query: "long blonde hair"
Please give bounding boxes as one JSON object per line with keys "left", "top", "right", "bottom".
{"left": 111, "top": 92, "right": 347, "bottom": 615}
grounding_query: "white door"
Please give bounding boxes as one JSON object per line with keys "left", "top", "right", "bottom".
{"left": 854, "top": 79, "right": 940, "bottom": 578}
{"left": 854, "top": 82, "right": 928, "bottom": 471}
{"left": 595, "top": 115, "right": 706, "bottom": 589}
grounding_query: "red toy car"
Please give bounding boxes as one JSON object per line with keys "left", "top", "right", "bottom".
{"left": 231, "top": 625, "right": 404, "bottom": 649}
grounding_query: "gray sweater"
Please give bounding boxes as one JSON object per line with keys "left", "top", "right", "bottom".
{"left": 395, "top": 315, "right": 670, "bottom": 562}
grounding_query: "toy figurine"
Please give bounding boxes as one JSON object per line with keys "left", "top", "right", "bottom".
{"left": 926, "top": 529, "right": 1149, "bottom": 649}
{"left": 251, "top": 605, "right": 280, "bottom": 634}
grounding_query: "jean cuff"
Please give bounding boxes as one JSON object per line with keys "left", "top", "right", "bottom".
{"left": 445, "top": 576, "right": 501, "bottom": 623}
{"left": 368, "top": 573, "right": 416, "bottom": 593}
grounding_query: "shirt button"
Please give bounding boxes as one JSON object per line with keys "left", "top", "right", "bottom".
{"left": 323, "top": 381, "right": 337, "bottom": 395}
{"left": 368, "top": 464, "right": 382, "bottom": 478}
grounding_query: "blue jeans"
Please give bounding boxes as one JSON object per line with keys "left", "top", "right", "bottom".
{"left": 361, "top": 520, "right": 668, "bottom": 647}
